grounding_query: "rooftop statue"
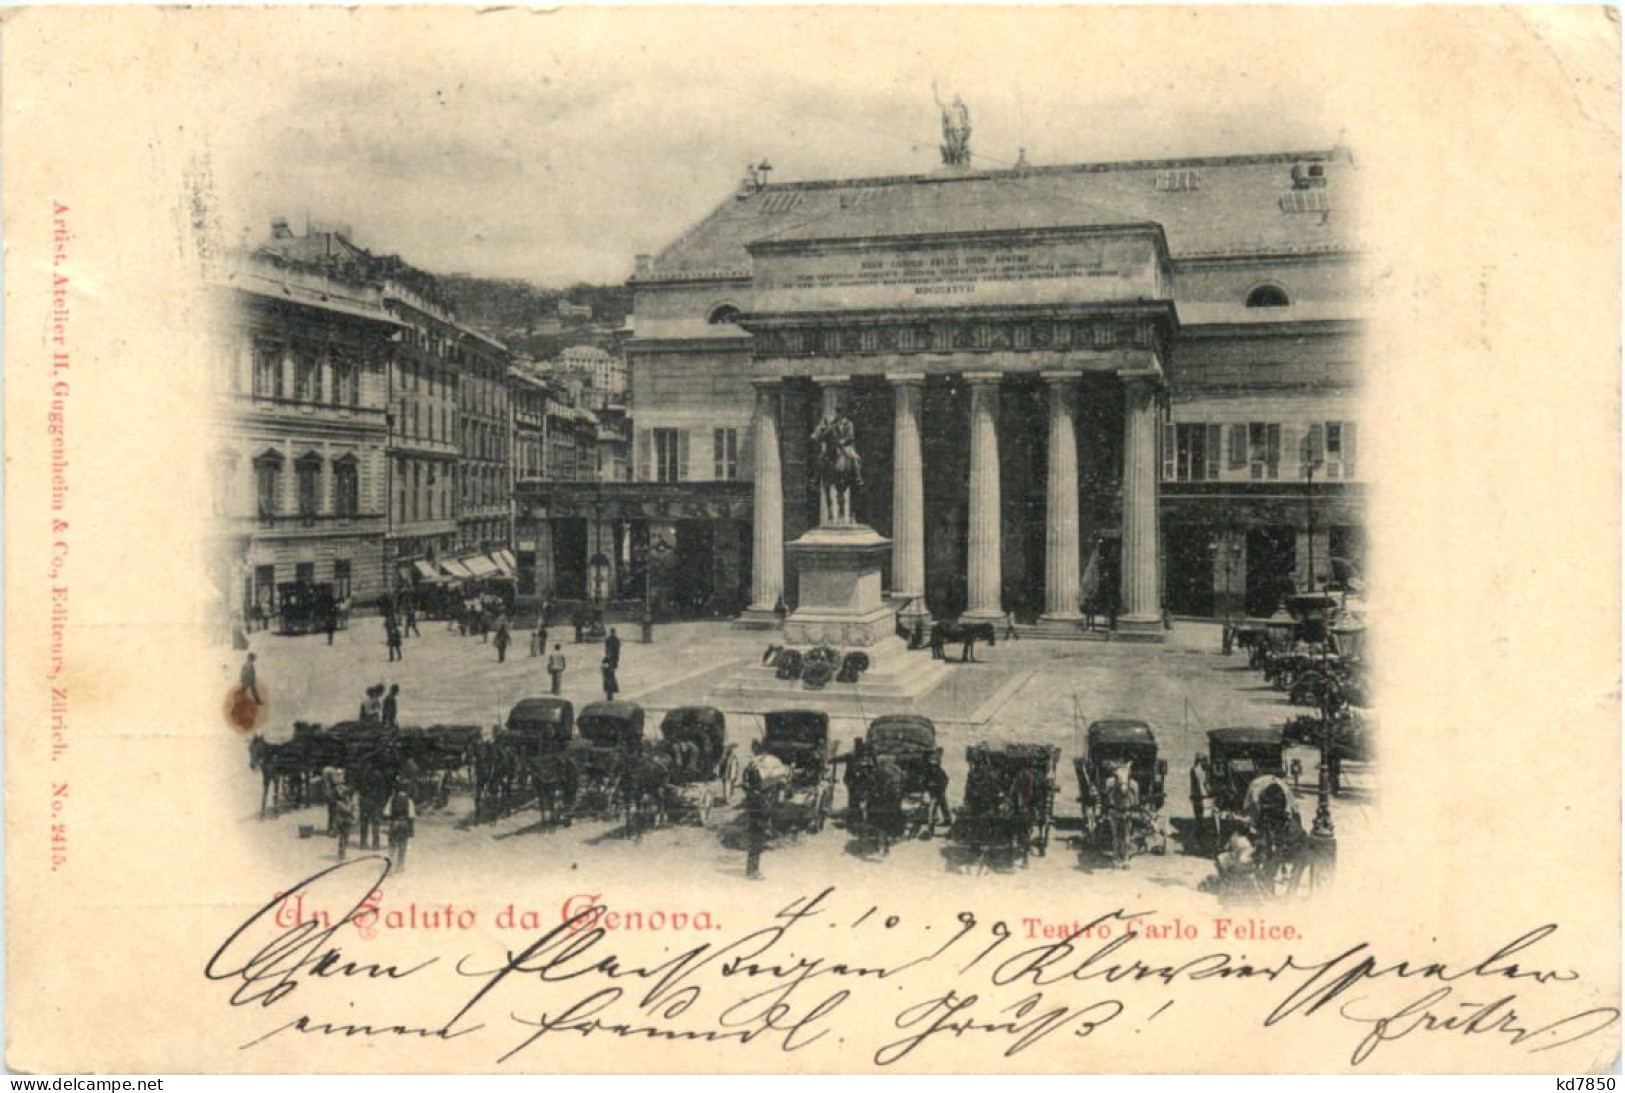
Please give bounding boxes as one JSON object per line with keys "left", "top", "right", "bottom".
{"left": 933, "top": 83, "right": 972, "bottom": 168}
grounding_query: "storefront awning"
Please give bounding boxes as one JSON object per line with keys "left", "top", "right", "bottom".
{"left": 464, "top": 554, "right": 500, "bottom": 578}
{"left": 494, "top": 549, "right": 517, "bottom": 574}
{"left": 441, "top": 559, "right": 476, "bottom": 579}
{"left": 414, "top": 560, "right": 438, "bottom": 580}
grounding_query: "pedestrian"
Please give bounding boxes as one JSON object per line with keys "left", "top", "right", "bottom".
{"left": 386, "top": 780, "right": 416, "bottom": 872}
{"left": 405, "top": 604, "right": 420, "bottom": 638}
{"left": 360, "top": 684, "right": 384, "bottom": 725}
{"left": 601, "top": 658, "right": 618, "bottom": 702}
{"left": 743, "top": 773, "right": 768, "bottom": 881}
{"left": 240, "top": 652, "right": 263, "bottom": 706}
{"left": 386, "top": 618, "right": 403, "bottom": 661}
{"left": 1189, "top": 757, "right": 1210, "bottom": 851}
{"left": 604, "top": 627, "right": 622, "bottom": 670}
{"left": 530, "top": 623, "right": 546, "bottom": 657}
{"left": 572, "top": 612, "right": 585, "bottom": 644}
{"left": 320, "top": 767, "right": 343, "bottom": 835}
{"left": 382, "top": 684, "right": 399, "bottom": 730}
{"left": 332, "top": 785, "right": 356, "bottom": 860}
{"left": 1003, "top": 611, "right": 1020, "bottom": 641}
{"left": 547, "top": 644, "right": 567, "bottom": 696}
{"left": 325, "top": 605, "right": 338, "bottom": 646}
{"left": 494, "top": 622, "right": 511, "bottom": 663}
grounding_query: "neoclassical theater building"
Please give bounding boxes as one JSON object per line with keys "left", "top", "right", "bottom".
{"left": 608, "top": 147, "right": 1364, "bottom": 636}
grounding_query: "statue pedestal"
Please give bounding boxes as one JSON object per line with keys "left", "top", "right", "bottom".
{"left": 717, "top": 523, "right": 950, "bottom": 711}
{"left": 784, "top": 524, "right": 893, "bottom": 647}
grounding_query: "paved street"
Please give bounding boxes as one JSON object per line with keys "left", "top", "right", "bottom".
{"left": 226, "top": 617, "right": 1374, "bottom": 902}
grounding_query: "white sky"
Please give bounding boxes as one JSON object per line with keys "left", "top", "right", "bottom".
{"left": 213, "top": 8, "right": 1337, "bottom": 285}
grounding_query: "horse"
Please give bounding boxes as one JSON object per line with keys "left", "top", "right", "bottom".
{"left": 248, "top": 735, "right": 310, "bottom": 818}
{"left": 813, "top": 427, "right": 861, "bottom": 525}
{"left": 619, "top": 754, "right": 671, "bottom": 839}
{"left": 526, "top": 749, "right": 579, "bottom": 827}
{"left": 929, "top": 620, "right": 998, "bottom": 662}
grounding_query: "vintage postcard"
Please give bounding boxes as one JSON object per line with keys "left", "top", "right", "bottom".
{"left": 3, "top": 5, "right": 1619, "bottom": 1075}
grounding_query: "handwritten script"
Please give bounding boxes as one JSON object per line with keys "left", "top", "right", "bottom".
{"left": 205, "top": 858, "right": 1618, "bottom": 1069}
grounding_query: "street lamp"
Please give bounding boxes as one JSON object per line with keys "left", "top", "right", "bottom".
{"left": 1302, "top": 446, "right": 1336, "bottom": 883}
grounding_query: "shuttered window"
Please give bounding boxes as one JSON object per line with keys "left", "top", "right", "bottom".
{"left": 1161, "top": 422, "right": 1176, "bottom": 482}
{"left": 653, "top": 429, "right": 682, "bottom": 483}
{"left": 1229, "top": 424, "right": 1248, "bottom": 468}
{"left": 637, "top": 428, "right": 652, "bottom": 482}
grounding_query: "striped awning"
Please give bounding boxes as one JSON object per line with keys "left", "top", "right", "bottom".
{"left": 441, "top": 559, "right": 476, "bottom": 579}
{"left": 464, "top": 554, "right": 500, "bottom": 578}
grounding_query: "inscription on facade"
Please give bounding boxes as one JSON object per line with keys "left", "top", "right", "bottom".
{"left": 753, "top": 233, "right": 1162, "bottom": 312}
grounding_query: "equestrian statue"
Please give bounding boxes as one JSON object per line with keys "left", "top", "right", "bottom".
{"left": 811, "top": 404, "right": 864, "bottom": 526}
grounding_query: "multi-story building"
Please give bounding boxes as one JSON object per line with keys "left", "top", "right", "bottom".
{"left": 254, "top": 219, "right": 517, "bottom": 588}
{"left": 378, "top": 277, "right": 461, "bottom": 583}
{"left": 207, "top": 255, "right": 398, "bottom": 628}
{"left": 619, "top": 148, "right": 1364, "bottom": 634}
{"left": 510, "top": 368, "right": 618, "bottom": 601}
{"left": 555, "top": 344, "right": 627, "bottom": 403}
{"left": 458, "top": 331, "right": 511, "bottom": 553}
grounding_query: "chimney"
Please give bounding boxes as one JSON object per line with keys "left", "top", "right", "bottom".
{"left": 270, "top": 216, "right": 292, "bottom": 239}
{"left": 634, "top": 254, "right": 653, "bottom": 276}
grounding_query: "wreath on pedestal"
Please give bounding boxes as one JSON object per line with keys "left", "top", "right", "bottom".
{"left": 801, "top": 644, "right": 842, "bottom": 690}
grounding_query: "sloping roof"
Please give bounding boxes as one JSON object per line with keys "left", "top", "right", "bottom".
{"left": 641, "top": 151, "right": 1356, "bottom": 280}
{"left": 754, "top": 181, "right": 1151, "bottom": 247}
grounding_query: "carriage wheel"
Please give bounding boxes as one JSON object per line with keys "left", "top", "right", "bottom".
{"left": 719, "top": 752, "right": 740, "bottom": 804}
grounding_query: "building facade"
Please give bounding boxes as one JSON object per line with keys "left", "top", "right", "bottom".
{"left": 255, "top": 220, "right": 519, "bottom": 588}
{"left": 624, "top": 149, "right": 1365, "bottom": 634}
{"left": 458, "top": 331, "right": 511, "bottom": 553}
{"left": 207, "top": 257, "right": 398, "bottom": 627}
{"left": 556, "top": 344, "right": 627, "bottom": 403}
{"left": 380, "top": 279, "right": 462, "bottom": 583}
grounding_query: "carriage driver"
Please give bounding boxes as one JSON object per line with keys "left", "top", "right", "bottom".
{"left": 811, "top": 404, "right": 864, "bottom": 488}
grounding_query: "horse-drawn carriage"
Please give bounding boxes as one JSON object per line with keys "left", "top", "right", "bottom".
{"left": 476, "top": 698, "right": 577, "bottom": 822}
{"left": 1199, "top": 726, "right": 1314, "bottom": 899}
{"left": 744, "top": 710, "right": 837, "bottom": 834}
{"left": 570, "top": 701, "right": 646, "bottom": 820}
{"left": 846, "top": 714, "right": 953, "bottom": 848}
{"left": 1075, "top": 719, "right": 1168, "bottom": 865}
{"left": 654, "top": 706, "right": 738, "bottom": 825}
{"left": 954, "top": 741, "right": 1060, "bottom": 861}
{"left": 251, "top": 720, "right": 480, "bottom": 820}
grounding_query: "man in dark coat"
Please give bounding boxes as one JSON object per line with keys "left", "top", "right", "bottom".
{"left": 601, "top": 659, "right": 619, "bottom": 702}
{"left": 240, "top": 653, "right": 263, "bottom": 705}
{"left": 604, "top": 628, "right": 622, "bottom": 670}
{"left": 382, "top": 684, "right": 399, "bottom": 731}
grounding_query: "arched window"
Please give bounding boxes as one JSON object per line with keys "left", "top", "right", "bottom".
{"left": 1245, "top": 285, "right": 1290, "bottom": 309}
{"left": 707, "top": 304, "right": 742, "bottom": 325}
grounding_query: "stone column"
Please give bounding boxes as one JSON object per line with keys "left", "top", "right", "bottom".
{"left": 1118, "top": 374, "right": 1164, "bottom": 639}
{"left": 963, "top": 372, "right": 1004, "bottom": 622}
{"left": 888, "top": 373, "right": 927, "bottom": 623}
{"left": 740, "top": 379, "right": 784, "bottom": 626}
{"left": 814, "top": 375, "right": 851, "bottom": 527}
{"left": 1040, "top": 373, "right": 1084, "bottom": 626}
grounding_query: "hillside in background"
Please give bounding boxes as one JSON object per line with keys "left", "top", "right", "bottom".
{"left": 438, "top": 275, "right": 631, "bottom": 360}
